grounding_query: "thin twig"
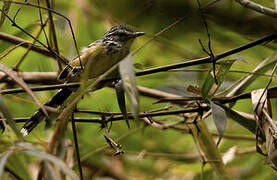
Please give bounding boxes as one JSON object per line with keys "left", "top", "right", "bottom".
{"left": 45, "top": 0, "right": 63, "bottom": 71}
{"left": 254, "top": 62, "right": 277, "bottom": 117}
{"left": 263, "top": 62, "right": 277, "bottom": 96}
{"left": 196, "top": 0, "right": 217, "bottom": 84}
{"left": 75, "top": 109, "right": 122, "bottom": 116}
{"left": 132, "top": 17, "right": 185, "bottom": 55}
{"left": 81, "top": 127, "right": 143, "bottom": 161}
{"left": 71, "top": 111, "right": 84, "bottom": 180}
{"left": 4, "top": 167, "right": 23, "bottom": 180}
{"left": 1, "top": 79, "right": 276, "bottom": 103}
{"left": 0, "top": 32, "right": 58, "bottom": 58}
{"left": 1, "top": 32, "right": 276, "bottom": 81}
{"left": 126, "top": 150, "right": 200, "bottom": 161}
{"left": 0, "top": 8, "right": 69, "bottom": 66}
{"left": 211, "top": 133, "right": 255, "bottom": 141}
{"left": 155, "top": 85, "right": 277, "bottom": 104}
{"left": 2, "top": 0, "right": 82, "bottom": 70}
{"left": 0, "top": 82, "right": 79, "bottom": 94}
{"left": 235, "top": 0, "right": 277, "bottom": 18}
{"left": 201, "top": 0, "right": 222, "bottom": 10}
{"left": 12, "top": 0, "right": 24, "bottom": 22}
{"left": 36, "top": 0, "right": 51, "bottom": 49}
{"left": 7, "top": 107, "right": 209, "bottom": 124}
{"left": 125, "top": 146, "right": 256, "bottom": 160}
{"left": 0, "top": 42, "right": 27, "bottom": 60}
{"left": 0, "top": 71, "right": 58, "bottom": 84}
{"left": 133, "top": 34, "right": 277, "bottom": 77}
{"left": 0, "top": 68, "right": 163, "bottom": 82}
{"left": 14, "top": 19, "right": 49, "bottom": 69}
{"left": 169, "top": 68, "right": 277, "bottom": 78}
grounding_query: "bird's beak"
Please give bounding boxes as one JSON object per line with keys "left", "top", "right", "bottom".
{"left": 133, "top": 32, "right": 145, "bottom": 38}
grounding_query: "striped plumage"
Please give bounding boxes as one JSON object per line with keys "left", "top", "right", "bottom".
{"left": 20, "top": 25, "right": 145, "bottom": 135}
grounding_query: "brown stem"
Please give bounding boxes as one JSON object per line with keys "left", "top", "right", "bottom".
{"left": 235, "top": 0, "right": 277, "bottom": 18}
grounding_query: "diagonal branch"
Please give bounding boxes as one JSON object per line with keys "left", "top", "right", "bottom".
{"left": 1, "top": 31, "right": 276, "bottom": 80}
{"left": 0, "top": 32, "right": 55, "bottom": 58}
{"left": 135, "top": 33, "right": 277, "bottom": 77}
{"left": 235, "top": 0, "right": 277, "bottom": 18}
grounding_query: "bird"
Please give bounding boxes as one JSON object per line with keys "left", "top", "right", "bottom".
{"left": 20, "top": 25, "right": 145, "bottom": 136}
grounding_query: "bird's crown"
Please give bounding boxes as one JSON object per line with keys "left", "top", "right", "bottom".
{"left": 105, "top": 25, "right": 134, "bottom": 37}
{"left": 103, "top": 25, "right": 145, "bottom": 42}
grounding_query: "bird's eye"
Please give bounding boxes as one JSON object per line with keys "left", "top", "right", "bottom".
{"left": 118, "top": 32, "right": 126, "bottom": 37}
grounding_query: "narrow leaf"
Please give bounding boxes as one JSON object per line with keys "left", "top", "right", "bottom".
{"left": 227, "top": 55, "right": 277, "bottom": 97}
{"left": 43, "top": 160, "right": 59, "bottom": 180}
{"left": 0, "top": 94, "right": 22, "bottom": 138}
{"left": 188, "top": 120, "right": 230, "bottom": 179}
{"left": 0, "top": 63, "right": 48, "bottom": 117}
{"left": 115, "top": 80, "right": 130, "bottom": 128}
{"left": 23, "top": 149, "right": 78, "bottom": 180}
{"left": 0, "top": 151, "right": 12, "bottom": 179}
{"left": 201, "top": 60, "right": 235, "bottom": 99}
{"left": 221, "top": 105, "right": 256, "bottom": 134}
{"left": 211, "top": 101, "right": 227, "bottom": 146}
{"left": 119, "top": 54, "right": 139, "bottom": 120}
{"left": 251, "top": 89, "right": 277, "bottom": 170}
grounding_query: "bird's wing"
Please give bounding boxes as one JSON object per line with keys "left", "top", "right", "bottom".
{"left": 70, "top": 42, "right": 103, "bottom": 67}
{"left": 58, "top": 42, "right": 103, "bottom": 81}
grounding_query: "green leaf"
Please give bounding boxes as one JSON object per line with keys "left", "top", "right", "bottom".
{"left": 115, "top": 80, "right": 130, "bottom": 128}
{"left": 211, "top": 101, "right": 227, "bottom": 146}
{"left": 201, "top": 60, "right": 235, "bottom": 99}
{"left": 220, "top": 105, "right": 256, "bottom": 135}
{"left": 119, "top": 54, "right": 139, "bottom": 120}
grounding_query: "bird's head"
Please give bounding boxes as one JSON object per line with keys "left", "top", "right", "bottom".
{"left": 104, "top": 25, "right": 145, "bottom": 46}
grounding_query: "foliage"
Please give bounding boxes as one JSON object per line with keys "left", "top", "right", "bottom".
{"left": 0, "top": 0, "right": 277, "bottom": 179}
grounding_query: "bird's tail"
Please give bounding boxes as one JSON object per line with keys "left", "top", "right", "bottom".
{"left": 20, "top": 88, "right": 74, "bottom": 136}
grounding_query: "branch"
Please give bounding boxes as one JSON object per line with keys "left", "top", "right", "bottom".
{"left": 1, "top": 0, "right": 81, "bottom": 69}
{"left": 0, "top": 82, "right": 78, "bottom": 94}
{"left": 0, "top": 71, "right": 58, "bottom": 84}
{"left": 0, "top": 32, "right": 54, "bottom": 58}
{"left": 1, "top": 33, "right": 276, "bottom": 81}
{"left": 235, "top": 0, "right": 277, "bottom": 18}
{"left": 5, "top": 107, "right": 208, "bottom": 125}
{"left": 126, "top": 146, "right": 256, "bottom": 161}
{"left": 134, "top": 33, "right": 277, "bottom": 77}
{"left": 0, "top": 8, "right": 69, "bottom": 66}
{"left": 155, "top": 85, "right": 277, "bottom": 104}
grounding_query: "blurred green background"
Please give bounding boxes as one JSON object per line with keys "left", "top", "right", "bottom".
{"left": 0, "top": 0, "right": 277, "bottom": 179}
